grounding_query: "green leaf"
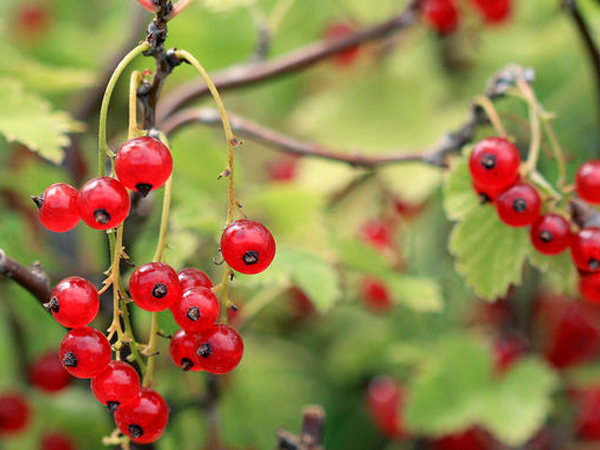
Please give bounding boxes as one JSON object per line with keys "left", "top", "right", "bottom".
{"left": 0, "top": 78, "right": 82, "bottom": 164}
{"left": 387, "top": 275, "right": 444, "bottom": 312}
{"left": 443, "top": 153, "right": 480, "bottom": 221}
{"left": 338, "top": 238, "right": 391, "bottom": 277}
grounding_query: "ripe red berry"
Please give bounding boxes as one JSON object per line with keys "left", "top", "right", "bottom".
{"left": 32, "top": 183, "right": 80, "bottom": 233}
{"left": 470, "top": 0, "right": 512, "bottom": 24}
{"left": 59, "top": 327, "right": 111, "bottom": 378}
{"left": 46, "top": 276, "right": 99, "bottom": 328}
{"left": 576, "top": 161, "right": 600, "bottom": 204}
{"left": 194, "top": 324, "right": 244, "bottom": 374}
{"left": 472, "top": 178, "right": 516, "bottom": 203}
{"left": 129, "top": 262, "right": 181, "bottom": 312}
{"left": 360, "top": 277, "right": 393, "bottom": 312}
{"left": 571, "top": 228, "right": 600, "bottom": 272}
{"left": 169, "top": 329, "right": 202, "bottom": 371}
{"left": 493, "top": 334, "right": 527, "bottom": 373}
{"left": 267, "top": 156, "right": 298, "bottom": 182}
{"left": 360, "top": 220, "right": 393, "bottom": 250}
{"left": 177, "top": 268, "right": 213, "bottom": 291}
{"left": 495, "top": 184, "right": 541, "bottom": 227}
{"left": 0, "top": 393, "right": 31, "bottom": 435}
{"left": 469, "top": 137, "right": 521, "bottom": 189}
{"left": 576, "top": 387, "right": 600, "bottom": 440}
{"left": 324, "top": 22, "right": 361, "bottom": 66}
{"left": 115, "top": 136, "right": 173, "bottom": 196}
{"left": 29, "top": 352, "right": 72, "bottom": 393}
{"left": 170, "top": 287, "right": 219, "bottom": 333}
{"left": 220, "top": 220, "right": 276, "bottom": 275}
{"left": 114, "top": 388, "right": 169, "bottom": 444}
{"left": 433, "top": 428, "right": 492, "bottom": 450}
{"left": 78, "top": 177, "right": 130, "bottom": 230}
{"left": 366, "top": 376, "right": 407, "bottom": 439}
{"left": 41, "top": 432, "right": 76, "bottom": 450}
{"left": 15, "top": 3, "right": 52, "bottom": 37}
{"left": 422, "top": 0, "right": 459, "bottom": 35}
{"left": 530, "top": 214, "right": 572, "bottom": 255}
{"left": 580, "top": 272, "right": 600, "bottom": 305}
{"left": 91, "top": 361, "right": 141, "bottom": 412}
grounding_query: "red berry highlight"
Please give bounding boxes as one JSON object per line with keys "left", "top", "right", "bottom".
{"left": 78, "top": 177, "right": 130, "bottom": 230}
{"left": 194, "top": 324, "right": 244, "bottom": 374}
{"left": 29, "top": 352, "right": 72, "bottom": 393}
{"left": 571, "top": 228, "right": 600, "bottom": 272}
{"left": 169, "top": 329, "right": 202, "bottom": 371}
{"left": 495, "top": 184, "right": 541, "bottom": 227}
{"left": 530, "top": 214, "right": 572, "bottom": 255}
{"left": 469, "top": 137, "right": 521, "bottom": 189}
{"left": 47, "top": 276, "right": 99, "bottom": 328}
{"left": 0, "top": 393, "right": 31, "bottom": 435}
{"left": 33, "top": 183, "right": 80, "bottom": 232}
{"left": 360, "top": 277, "right": 393, "bottom": 312}
{"left": 366, "top": 376, "right": 407, "bottom": 439}
{"left": 221, "top": 220, "right": 276, "bottom": 275}
{"left": 59, "top": 327, "right": 111, "bottom": 378}
{"left": 177, "top": 268, "right": 213, "bottom": 291}
{"left": 114, "top": 388, "right": 169, "bottom": 444}
{"left": 576, "top": 161, "right": 600, "bottom": 204}
{"left": 360, "top": 220, "right": 393, "bottom": 250}
{"left": 129, "top": 262, "right": 181, "bottom": 312}
{"left": 41, "top": 432, "right": 76, "bottom": 450}
{"left": 91, "top": 361, "right": 141, "bottom": 412}
{"left": 170, "top": 287, "right": 219, "bottom": 333}
{"left": 422, "top": 0, "right": 459, "bottom": 35}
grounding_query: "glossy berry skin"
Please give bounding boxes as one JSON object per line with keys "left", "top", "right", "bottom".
{"left": 41, "top": 432, "right": 76, "bottom": 450}
{"left": 571, "top": 228, "right": 600, "bottom": 272}
{"left": 221, "top": 220, "right": 276, "bottom": 275}
{"left": 422, "top": 0, "right": 459, "bottom": 35}
{"left": 530, "top": 214, "right": 572, "bottom": 255}
{"left": 78, "top": 177, "right": 130, "bottom": 230}
{"left": 194, "top": 324, "right": 244, "bottom": 374}
{"left": 360, "top": 220, "right": 393, "bottom": 250}
{"left": 91, "top": 361, "right": 141, "bottom": 411}
{"left": 177, "top": 268, "right": 213, "bottom": 291}
{"left": 470, "top": 0, "right": 512, "bottom": 24}
{"left": 115, "top": 137, "right": 173, "bottom": 196}
{"left": 29, "top": 352, "right": 72, "bottom": 393}
{"left": 473, "top": 178, "right": 517, "bottom": 203}
{"left": 130, "top": 263, "right": 181, "bottom": 312}
{"left": 360, "top": 277, "right": 393, "bottom": 312}
{"left": 59, "top": 327, "right": 111, "bottom": 378}
{"left": 33, "top": 183, "right": 80, "bottom": 232}
{"left": 579, "top": 272, "right": 600, "bottom": 305}
{"left": 47, "top": 276, "right": 99, "bottom": 328}
{"left": 0, "top": 393, "right": 31, "bottom": 435}
{"left": 469, "top": 138, "right": 521, "bottom": 189}
{"left": 170, "top": 287, "right": 220, "bottom": 333}
{"left": 115, "top": 388, "right": 169, "bottom": 444}
{"left": 324, "top": 23, "right": 361, "bottom": 66}
{"left": 366, "top": 376, "right": 407, "bottom": 439}
{"left": 495, "top": 184, "right": 541, "bottom": 227}
{"left": 576, "top": 161, "right": 600, "bottom": 204}
{"left": 169, "top": 329, "right": 202, "bottom": 371}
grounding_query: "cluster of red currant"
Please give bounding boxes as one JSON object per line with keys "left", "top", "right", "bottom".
{"left": 423, "top": 0, "right": 512, "bottom": 35}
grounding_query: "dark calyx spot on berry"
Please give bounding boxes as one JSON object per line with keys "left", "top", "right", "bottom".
{"left": 106, "top": 401, "right": 120, "bottom": 413}
{"left": 152, "top": 283, "right": 168, "bottom": 299}
{"left": 187, "top": 306, "right": 201, "bottom": 321}
{"left": 94, "top": 209, "right": 111, "bottom": 225}
{"left": 31, "top": 194, "right": 44, "bottom": 209}
{"left": 136, "top": 183, "right": 152, "bottom": 197}
{"left": 181, "top": 358, "right": 194, "bottom": 371}
{"left": 481, "top": 153, "right": 497, "bottom": 170}
{"left": 513, "top": 198, "right": 527, "bottom": 213}
{"left": 589, "top": 258, "right": 600, "bottom": 270}
{"left": 243, "top": 250, "right": 260, "bottom": 265}
{"left": 540, "top": 230, "right": 553, "bottom": 243}
{"left": 478, "top": 193, "right": 492, "bottom": 204}
{"left": 128, "top": 424, "right": 144, "bottom": 439}
{"left": 63, "top": 352, "right": 77, "bottom": 367}
{"left": 197, "top": 343, "right": 212, "bottom": 358}
{"left": 43, "top": 296, "right": 59, "bottom": 313}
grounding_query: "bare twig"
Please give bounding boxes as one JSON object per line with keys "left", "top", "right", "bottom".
{"left": 276, "top": 406, "right": 326, "bottom": 450}
{"left": 0, "top": 250, "right": 52, "bottom": 305}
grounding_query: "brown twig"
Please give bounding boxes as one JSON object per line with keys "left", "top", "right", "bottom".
{"left": 0, "top": 250, "right": 52, "bottom": 305}
{"left": 276, "top": 406, "right": 326, "bottom": 450}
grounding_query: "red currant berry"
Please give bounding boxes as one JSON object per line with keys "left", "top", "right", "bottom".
{"left": 267, "top": 156, "right": 298, "bottom": 182}
{"left": 530, "top": 214, "right": 572, "bottom": 255}
{"left": 422, "top": 0, "right": 459, "bottom": 35}
{"left": 493, "top": 334, "right": 527, "bottom": 373}
{"left": 194, "top": 324, "right": 244, "bottom": 374}
{"left": 366, "top": 376, "right": 407, "bottom": 439}
{"left": 580, "top": 272, "right": 600, "bottom": 305}
{"left": 290, "top": 288, "right": 316, "bottom": 318}
{"left": 114, "top": 388, "right": 169, "bottom": 444}
{"left": 115, "top": 137, "right": 173, "bottom": 196}
{"left": 469, "top": 137, "right": 521, "bottom": 189}
{"left": 15, "top": 3, "right": 52, "bottom": 38}
{"left": 177, "top": 268, "right": 213, "bottom": 291}
{"left": 41, "top": 432, "right": 76, "bottom": 450}
{"left": 129, "top": 262, "right": 181, "bottom": 312}
{"left": 46, "top": 276, "right": 99, "bottom": 328}
{"left": 170, "top": 287, "right": 219, "bottom": 333}
{"left": 220, "top": 220, "right": 276, "bottom": 275}
{"left": 169, "top": 329, "right": 202, "bottom": 371}
{"left": 324, "top": 22, "right": 361, "bottom": 66}
{"left": 472, "top": 178, "right": 516, "bottom": 203}
{"left": 360, "top": 277, "right": 393, "bottom": 312}
{"left": 495, "top": 184, "right": 541, "bottom": 227}
{"left": 59, "top": 327, "right": 111, "bottom": 378}
{"left": 433, "top": 428, "right": 493, "bottom": 450}
{"left": 29, "top": 351, "right": 72, "bottom": 393}
{"left": 0, "top": 393, "right": 31, "bottom": 435}
{"left": 360, "top": 220, "right": 393, "bottom": 250}
{"left": 91, "top": 361, "right": 141, "bottom": 412}
{"left": 78, "top": 177, "right": 130, "bottom": 230}
{"left": 577, "top": 387, "right": 600, "bottom": 440}
{"left": 576, "top": 161, "right": 600, "bottom": 204}
{"left": 32, "top": 183, "right": 80, "bottom": 233}
{"left": 571, "top": 228, "right": 600, "bottom": 272}
{"left": 470, "top": 0, "right": 512, "bottom": 24}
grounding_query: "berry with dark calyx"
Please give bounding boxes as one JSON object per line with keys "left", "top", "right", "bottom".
{"left": 177, "top": 268, "right": 213, "bottom": 291}
{"left": 530, "top": 214, "right": 572, "bottom": 255}
{"left": 78, "top": 177, "right": 130, "bottom": 230}
{"left": 470, "top": 0, "right": 512, "bottom": 24}
{"left": 114, "top": 388, "right": 169, "bottom": 444}
{"left": 580, "top": 272, "right": 600, "bottom": 305}
{"left": 59, "top": 327, "right": 111, "bottom": 378}
{"left": 33, "top": 183, "right": 80, "bottom": 233}
{"left": 91, "top": 361, "right": 141, "bottom": 412}
{"left": 360, "top": 277, "right": 393, "bottom": 312}
{"left": 47, "top": 276, "right": 99, "bottom": 328}
{"left": 129, "top": 262, "right": 181, "bottom": 312}
{"left": 495, "top": 184, "right": 541, "bottom": 227}
{"left": 469, "top": 137, "right": 521, "bottom": 189}
{"left": 29, "top": 351, "right": 72, "bottom": 393}
{"left": 422, "top": 0, "right": 459, "bottom": 35}
{"left": 366, "top": 376, "right": 408, "bottom": 439}
{"left": 169, "top": 329, "right": 202, "bottom": 371}
{"left": 576, "top": 161, "right": 600, "bottom": 204}
{"left": 571, "top": 228, "right": 600, "bottom": 272}
{"left": 115, "top": 136, "right": 173, "bottom": 196}
{"left": 0, "top": 393, "right": 31, "bottom": 435}
{"left": 170, "top": 287, "right": 219, "bottom": 333}
{"left": 360, "top": 220, "right": 393, "bottom": 250}
{"left": 324, "top": 22, "right": 361, "bottom": 66}
{"left": 41, "top": 432, "right": 76, "bottom": 450}
{"left": 220, "top": 220, "right": 276, "bottom": 275}
{"left": 472, "top": 178, "right": 517, "bottom": 203}
{"left": 194, "top": 324, "right": 244, "bottom": 374}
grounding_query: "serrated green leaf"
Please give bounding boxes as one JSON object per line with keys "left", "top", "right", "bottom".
{"left": 0, "top": 78, "right": 82, "bottom": 163}
{"left": 443, "top": 153, "right": 480, "bottom": 221}
{"left": 387, "top": 275, "right": 443, "bottom": 312}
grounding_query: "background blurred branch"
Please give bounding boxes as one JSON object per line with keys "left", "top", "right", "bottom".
{"left": 276, "top": 406, "right": 325, "bottom": 450}
{"left": 0, "top": 250, "right": 51, "bottom": 305}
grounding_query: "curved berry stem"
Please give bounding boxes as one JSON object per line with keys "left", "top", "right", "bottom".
{"left": 540, "top": 112, "right": 568, "bottom": 189}
{"left": 129, "top": 71, "right": 143, "bottom": 139}
{"left": 474, "top": 95, "right": 507, "bottom": 138}
{"left": 515, "top": 72, "right": 542, "bottom": 175}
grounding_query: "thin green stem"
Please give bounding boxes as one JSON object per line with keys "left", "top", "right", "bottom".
{"left": 540, "top": 114, "right": 568, "bottom": 188}
{"left": 474, "top": 96, "right": 508, "bottom": 138}
{"left": 152, "top": 176, "right": 173, "bottom": 263}
{"left": 143, "top": 312, "right": 159, "bottom": 387}
{"left": 516, "top": 77, "right": 542, "bottom": 174}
